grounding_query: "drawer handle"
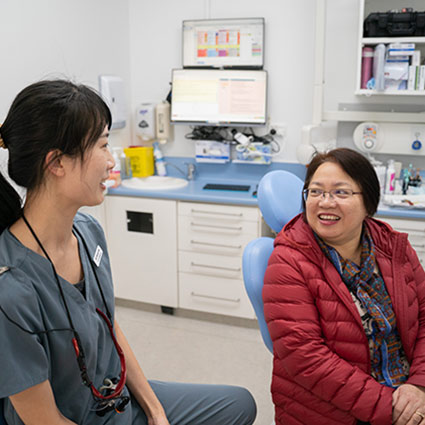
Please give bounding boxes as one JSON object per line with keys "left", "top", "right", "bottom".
{"left": 190, "top": 262, "right": 241, "bottom": 272}
{"left": 190, "top": 292, "right": 241, "bottom": 303}
{"left": 190, "top": 222, "right": 243, "bottom": 231}
{"left": 190, "top": 209, "right": 243, "bottom": 218}
{"left": 190, "top": 240, "right": 242, "bottom": 249}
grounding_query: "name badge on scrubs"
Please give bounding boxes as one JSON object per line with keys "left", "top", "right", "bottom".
{"left": 93, "top": 245, "right": 103, "bottom": 267}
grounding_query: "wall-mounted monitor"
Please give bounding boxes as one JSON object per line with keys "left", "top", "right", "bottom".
{"left": 182, "top": 18, "right": 264, "bottom": 69}
{"left": 171, "top": 69, "right": 267, "bottom": 127}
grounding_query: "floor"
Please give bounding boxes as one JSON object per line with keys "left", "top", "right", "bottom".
{"left": 115, "top": 300, "right": 275, "bottom": 425}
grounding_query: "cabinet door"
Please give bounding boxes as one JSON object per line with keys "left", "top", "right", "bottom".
{"left": 105, "top": 196, "right": 178, "bottom": 307}
{"left": 79, "top": 204, "right": 106, "bottom": 232}
{"left": 380, "top": 217, "right": 425, "bottom": 266}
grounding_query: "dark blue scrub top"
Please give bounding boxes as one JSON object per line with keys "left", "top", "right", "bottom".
{"left": 0, "top": 213, "right": 142, "bottom": 424}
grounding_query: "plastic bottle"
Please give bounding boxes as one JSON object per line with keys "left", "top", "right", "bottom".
{"left": 373, "top": 44, "right": 386, "bottom": 91}
{"left": 361, "top": 47, "right": 374, "bottom": 89}
{"left": 120, "top": 150, "right": 132, "bottom": 179}
{"left": 385, "top": 160, "right": 395, "bottom": 194}
{"left": 153, "top": 141, "right": 167, "bottom": 176}
{"left": 108, "top": 148, "right": 122, "bottom": 188}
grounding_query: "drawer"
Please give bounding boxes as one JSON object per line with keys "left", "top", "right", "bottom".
{"left": 179, "top": 251, "right": 242, "bottom": 279}
{"left": 178, "top": 216, "right": 258, "bottom": 248}
{"left": 179, "top": 272, "right": 255, "bottom": 319}
{"left": 178, "top": 229, "right": 257, "bottom": 256}
{"left": 178, "top": 201, "right": 260, "bottom": 222}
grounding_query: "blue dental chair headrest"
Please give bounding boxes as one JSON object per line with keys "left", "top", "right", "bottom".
{"left": 257, "top": 170, "right": 304, "bottom": 232}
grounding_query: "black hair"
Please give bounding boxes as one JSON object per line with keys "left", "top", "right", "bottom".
{"left": 302, "top": 148, "right": 380, "bottom": 216}
{"left": 0, "top": 79, "right": 111, "bottom": 233}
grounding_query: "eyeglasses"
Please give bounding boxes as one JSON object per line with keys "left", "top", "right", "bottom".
{"left": 303, "top": 188, "right": 362, "bottom": 201}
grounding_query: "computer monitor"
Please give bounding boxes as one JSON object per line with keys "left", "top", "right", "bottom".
{"left": 182, "top": 18, "right": 264, "bottom": 69}
{"left": 171, "top": 69, "right": 267, "bottom": 127}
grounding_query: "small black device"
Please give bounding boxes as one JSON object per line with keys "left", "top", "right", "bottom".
{"left": 203, "top": 183, "right": 250, "bottom": 192}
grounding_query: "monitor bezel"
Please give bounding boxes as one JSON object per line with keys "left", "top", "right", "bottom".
{"left": 182, "top": 17, "right": 265, "bottom": 70}
{"left": 170, "top": 68, "right": 268, "bottom": 127}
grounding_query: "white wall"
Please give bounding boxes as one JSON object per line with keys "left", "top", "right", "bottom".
{"left": 2, "top": 1, "right": 420, "bottom": 165}
{"left": 0, "top": 0, "right": 132, "bottom": 147}
{"left": 129, "top": 0, "right": 317, "bottom": 162}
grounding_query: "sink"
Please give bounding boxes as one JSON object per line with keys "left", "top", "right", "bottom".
{"left": 120, "top": 176, "right": 189, "bottom": 191}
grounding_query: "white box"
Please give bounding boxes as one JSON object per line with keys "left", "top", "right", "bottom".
{"left": 411, "top": 50, "right": 421, "bottom": 67}
{"left": 384, "top": 61, "right": 409, "bottom": 90}
{"left": 195, "top": 140, "right": 230, "bottom": 163}
{"left": 419, "top": 66, "right": 425, "bottom": 91}
{"left": 388, "top": 43, "right": 415, "bottom": 56}
{"left": 408, "top": 66, "right": 417, "bottom": 91}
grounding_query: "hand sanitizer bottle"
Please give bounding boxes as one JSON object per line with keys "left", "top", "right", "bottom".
{"left": 153, "top": 142, "right": 167, "bottom": 176}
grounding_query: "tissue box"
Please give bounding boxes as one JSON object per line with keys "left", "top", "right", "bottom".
{"left": 384, "top": 61, "right": 409, "bottom": 90}
{"left": 195, "top": 140, "right": 230, "bottom": 163}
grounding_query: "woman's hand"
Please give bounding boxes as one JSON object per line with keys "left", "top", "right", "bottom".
{"left": 392, "top": 384, "right": 425, "bottom": 425}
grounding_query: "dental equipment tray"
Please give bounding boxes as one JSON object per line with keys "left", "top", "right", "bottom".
{"left": 203, "top": 183, "right": 250, "bottom": 192}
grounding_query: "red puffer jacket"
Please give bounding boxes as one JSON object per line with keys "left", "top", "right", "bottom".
{"left": 263, "top": 214, "right": 425, "bottom": 425}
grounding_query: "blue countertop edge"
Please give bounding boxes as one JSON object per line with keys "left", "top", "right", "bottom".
{"left": 107, "top": 156, "right": 425, "bottom": 220}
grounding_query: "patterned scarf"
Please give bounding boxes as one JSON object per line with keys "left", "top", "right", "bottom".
{"left": 315, "top": 227, "right": 409, "bottom": 388}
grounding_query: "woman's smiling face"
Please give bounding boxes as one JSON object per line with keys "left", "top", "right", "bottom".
{"left": 305, "top": 161, "right": 368, "bottom": 249}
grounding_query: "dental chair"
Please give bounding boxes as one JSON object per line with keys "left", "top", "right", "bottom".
{"left": 242, "top": 170, "right": 304, "bottom": 354}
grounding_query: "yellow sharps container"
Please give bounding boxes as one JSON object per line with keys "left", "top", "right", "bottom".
{"left": 124, "top": 147, "right": 154, "bottom": 177}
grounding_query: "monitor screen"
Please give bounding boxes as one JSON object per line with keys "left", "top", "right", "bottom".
{"left": 171, "top": 69, "right": 267, "bottom": 127}
{"left": 182, "top": 18, "right": 264, "bottom": 69}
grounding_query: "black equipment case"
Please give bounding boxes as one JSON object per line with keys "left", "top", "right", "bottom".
{"left": 364, "top": 10, "right": 425, "bottom": 37}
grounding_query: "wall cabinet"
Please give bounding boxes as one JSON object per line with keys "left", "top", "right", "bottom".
{"left": 380, "top": 216, "right": 425, "bottom": 266}
{"left": 104, "top": 196, "right": 269, "bottom": 319}
{"left": 105, "top": 196, "right": 178, "bottom": 307}
{"left": 356, "top": 0, "right": 425, "bottom": 96}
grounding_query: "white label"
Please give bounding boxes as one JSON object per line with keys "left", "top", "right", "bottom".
{"left": 93, "top": 245, "right": 103, "bottom": 267}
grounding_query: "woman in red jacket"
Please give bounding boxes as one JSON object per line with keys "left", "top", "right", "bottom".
{"left": 263, "top": 148, "right": 425, "bottom": 425}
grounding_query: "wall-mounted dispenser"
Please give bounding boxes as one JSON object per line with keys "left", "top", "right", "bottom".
{"left": 99, "top": 75, "right": 127, "bottom": 130}
{"left": 135, "top": 102, "right": 172, "bottom": 143}
{"left": 135, "top": 103, "right": 156, "bottom": 141}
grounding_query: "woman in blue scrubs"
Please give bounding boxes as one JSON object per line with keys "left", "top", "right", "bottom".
{"left": 0, "top": 80, "right": 256, "bottom": 425}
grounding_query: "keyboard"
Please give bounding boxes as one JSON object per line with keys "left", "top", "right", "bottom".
{"left": 203, "top": 183, "right": 250, "bottom": 192}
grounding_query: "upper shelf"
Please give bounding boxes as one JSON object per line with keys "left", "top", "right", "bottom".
{"left": 361, "top": 36, "right": 425, "bottom": 45}
{"left": 356, "top": 89, "right": 425, "bottom": 96}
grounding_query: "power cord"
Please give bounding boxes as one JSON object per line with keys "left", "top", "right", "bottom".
{"left": 185, "top": 126, "right": 234, "bottom": 142}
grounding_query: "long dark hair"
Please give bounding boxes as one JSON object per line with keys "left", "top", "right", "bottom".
{"left": 0, "top": 79, "right": 111, "bottom": 233}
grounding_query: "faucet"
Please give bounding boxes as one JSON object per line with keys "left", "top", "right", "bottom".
{"left": 186, "top": 162, "right": 196, "bottom": 180}
{"left": 164, "top": 162, "right": 196, "bottom": 180}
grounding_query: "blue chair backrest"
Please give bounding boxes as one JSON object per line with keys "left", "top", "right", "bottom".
{"left": 242, "top": 170, "right": 304, "bottom": 353}
{"left": 243, "top": 237, "right": 275, "bottom": 352}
